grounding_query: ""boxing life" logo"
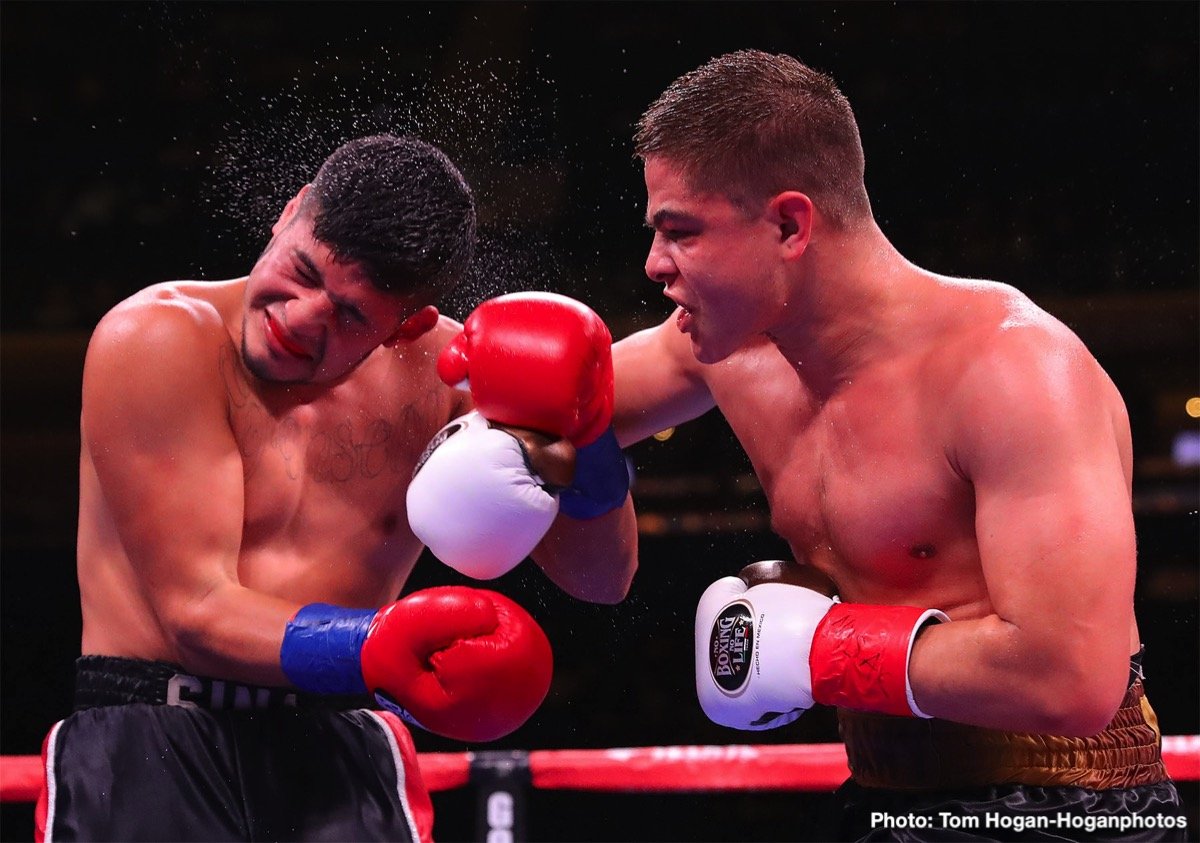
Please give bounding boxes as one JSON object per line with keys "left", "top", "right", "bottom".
{"left": 709, "top": 602, "right": 754, "bottom": 693}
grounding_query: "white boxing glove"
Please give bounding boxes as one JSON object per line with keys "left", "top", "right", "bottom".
{"left": 407, "top": 411, "right": 559, "bottom": 579}
{"left": 696, "top": 569, "right": 949, "bottom": 730}
{"left": 695, "top": 576, "right": 835, "bottom": 731}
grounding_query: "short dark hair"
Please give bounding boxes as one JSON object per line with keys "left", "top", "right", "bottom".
{"left": 634, "top": 50, "right": 871, "bottom": 227}
{"left": 304, "top": 134, "right": 476, "bottom": 298}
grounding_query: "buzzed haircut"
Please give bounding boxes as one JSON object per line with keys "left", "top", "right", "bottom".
{"left": 634, "top": 50, "right": 872, "bottom": 228}
{"left": 305, "top": 134, "right": 477, "bottom": 299}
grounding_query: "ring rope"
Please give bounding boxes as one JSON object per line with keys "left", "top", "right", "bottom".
{"left": 3, "top": 737, "right": 1197, "bottom": 804}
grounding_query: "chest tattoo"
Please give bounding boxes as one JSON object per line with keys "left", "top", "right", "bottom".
{"left": 309, "top": 419, "right": 397, "bottom": 482}
{"left": 220, "top": 347, "right": 445, "bottom": 486}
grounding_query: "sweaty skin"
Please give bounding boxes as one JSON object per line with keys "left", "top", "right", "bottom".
{"left": 78, "top": 203, "right": 636, "bottom": 689}
{"left": 613, "top": 156, "right": 1138, "bottom": 737}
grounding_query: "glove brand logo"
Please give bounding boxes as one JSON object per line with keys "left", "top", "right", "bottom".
{"left": 709, "top": 601, "right": 754, "bottom": 693}
{"left": 412, "top": 420, "right": 465, "bottom": 479}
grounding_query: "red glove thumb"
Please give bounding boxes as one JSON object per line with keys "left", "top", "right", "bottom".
{"left": 437, "top": 333, "right": 470, "bottom": 389}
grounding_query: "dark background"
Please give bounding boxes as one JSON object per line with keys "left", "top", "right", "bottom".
{"left": 2, "top": 2, "right": 1197, "bottom": 841}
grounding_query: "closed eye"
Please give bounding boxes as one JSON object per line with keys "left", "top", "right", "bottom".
{"left": 647, "top": 209, "right": 702, "bottom": 243}
{"left": 290, "top": 257, "right": 323, "bottom": 289}
{"left": 338, "top": 303, "right": 367, "bottom": 326}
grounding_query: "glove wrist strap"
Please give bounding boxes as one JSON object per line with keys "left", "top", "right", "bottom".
{"left": 280, "top": 603, "right": 374, "bottom": 695}
{"left": 559, "top": 426, "right": 629, "bottom": 520}
{"left": 809, "top": 603, "right": 948, "bottom": 718}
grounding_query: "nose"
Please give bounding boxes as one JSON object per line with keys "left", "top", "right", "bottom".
{"left": 644, "top": 235, "right": 676, "bottom": 285}
{"left": 286, "top": 289, "right": 335, "bottom": 338}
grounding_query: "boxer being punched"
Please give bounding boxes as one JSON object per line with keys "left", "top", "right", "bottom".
{"left": 46, "top": 134, "right": 637, "bottom": 842}
{"left": 612, "top": 52, "right": 1185, "bottom": 840}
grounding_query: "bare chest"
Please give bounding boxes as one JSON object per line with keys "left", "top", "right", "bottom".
{"left": 709, "top": 356, "right": 977, "bottom": 599}
{"left": 231, "top": 392, "right": 438, "bottom": 497}
{"left": 219, "top": 347, "right": 453, "bottom": 570}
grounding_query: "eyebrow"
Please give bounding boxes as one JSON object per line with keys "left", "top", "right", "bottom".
{"left": 645, "top": 208, "right": 700, "bottom": 229}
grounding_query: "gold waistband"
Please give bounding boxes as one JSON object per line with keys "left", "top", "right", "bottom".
{"left": 839, "top": 679, "right": 1168, "bottom": 791}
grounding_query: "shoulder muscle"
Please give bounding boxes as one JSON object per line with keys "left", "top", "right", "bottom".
{"left": 83, "top": 289, "right": 231, "bottom": 453}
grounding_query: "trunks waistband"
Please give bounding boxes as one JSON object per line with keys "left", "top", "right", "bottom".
{"left": 74, "top": 655, "right": 372, "bottom": 713}
{"left": 839, "top": 678, "right": 1168, "bottom": 791}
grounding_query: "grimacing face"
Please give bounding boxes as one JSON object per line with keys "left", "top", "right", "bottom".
{"left": 241, "top": 211, "right": 417, "bottom": 386}
{"left": 642, "top": 157, "right": 790, "bottom": 364}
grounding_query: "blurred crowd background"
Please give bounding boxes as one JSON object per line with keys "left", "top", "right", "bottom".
{"left": 2, "top": 3, "right": 1196, "bottom": 840}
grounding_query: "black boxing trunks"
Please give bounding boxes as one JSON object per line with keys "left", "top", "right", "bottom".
{"left": 830, "top": 653, "right": 1188, "bottom": 841}
{"left": 36, "top": 656, "right": 433, "bottom": 842}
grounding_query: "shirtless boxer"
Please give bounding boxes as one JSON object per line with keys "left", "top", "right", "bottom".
{"left": 613, "top": 51, "right": 1185, "bottom": 840}
{"left": 42, "top": 134, "right": 637, "bottom": 842}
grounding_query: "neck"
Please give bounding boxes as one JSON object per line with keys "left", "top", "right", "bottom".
{"left": 767, "top": 221, "right": 928, "bottom": 399}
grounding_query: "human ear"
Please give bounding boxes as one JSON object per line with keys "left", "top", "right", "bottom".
{"left": 271, "top": 184, "right": 312, "bottom": 236}
{"left": 384, "top": 305, "right": 440, "bottom": 346}
{"left": 769, "top": 191, "right": 813, "bottom": 258}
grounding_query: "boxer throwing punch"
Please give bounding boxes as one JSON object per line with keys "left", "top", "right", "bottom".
{"left": 49, "top": 134, "right": 636, "bottom": 843}
{"left": 612, "top": 51, "right": 1185, "bottom": 840}
{"left": 409, "top": 291, "right": 632, "bottom": 579}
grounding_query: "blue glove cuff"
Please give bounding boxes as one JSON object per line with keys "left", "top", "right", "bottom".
{"left": 559, "top": 426, "right": 630, "bottom": 520}
{"left": 280, "top": 603, "right": 374, "bottom": 695}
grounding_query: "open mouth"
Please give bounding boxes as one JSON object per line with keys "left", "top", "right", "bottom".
{"left": 676, "top": 306, "right": 695, "bottom": 333}
{"left": 264, "top": 311, "right": 311, "bottom": 359}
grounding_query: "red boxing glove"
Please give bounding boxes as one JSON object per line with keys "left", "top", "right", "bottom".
{"left": 282, "top": 587, "right": 553, "bottom": 743}
{"left": 362, "top": 588, "right": 553, "bottom": 742}
{"left": 437, "top": 292, "right": 614, "bottom": 446}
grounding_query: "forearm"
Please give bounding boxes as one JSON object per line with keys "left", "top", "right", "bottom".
{"left": 169, "top": 581, "right": 300, "bottom": 686}
{"left": 177, "top": 584, "right": 553, "bottom": 743}
{"left": 695, "top": 564, "right": 1132, "bottom": 737}
{"left": 532, "top": 497, "right": 638, "bottom": 603}
{"left": 907, "top": 614, "right": 1130, "bottom": 736}
{"left": 611, "top": 320, "right": 715, "bottom": 448}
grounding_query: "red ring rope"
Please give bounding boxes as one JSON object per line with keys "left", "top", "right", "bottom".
{"left": 3, "top": 737, "right": 1197, "bottom": 803}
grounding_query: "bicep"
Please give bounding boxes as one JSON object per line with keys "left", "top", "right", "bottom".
{"left": 82, "top": 314, "right": 245, "bottom": 624}
{"left": 612, "top": 315, "right": 714, "bottom": 446}
{"left": 962, "top": 346, "right": 1135, "bottom": 674}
